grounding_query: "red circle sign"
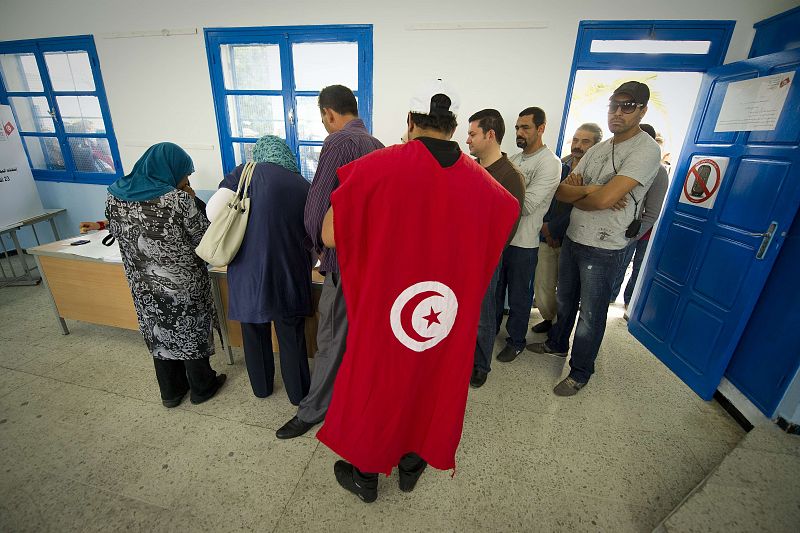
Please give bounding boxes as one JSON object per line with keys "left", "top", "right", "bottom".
{"left": 683, "top": 159, "right": 721, "bottom": 204}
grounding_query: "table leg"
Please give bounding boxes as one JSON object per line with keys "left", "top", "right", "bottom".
{"left": 210, "top": 274, "right": 234, "bottom": 365}
{"left": 35, "top": 256, "right": 69, "bottom": 335}
{"left": 0, "top": 236, "right": 11, "bottom": 279}
{"left": 8, "top": 230, "right": 39, "bottom": 284}
{"left": 1, "top": 234, "right": 18, "bottom": 277}
{"left": 31, "top": 224, "right": 41, "bottom": 246}
{"left": 49, "top": 218, "right": 61, "bottom": 241}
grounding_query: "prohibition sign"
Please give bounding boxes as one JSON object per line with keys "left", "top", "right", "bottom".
{"left": 683, "top": 158, "right": 721, "bottom": 204}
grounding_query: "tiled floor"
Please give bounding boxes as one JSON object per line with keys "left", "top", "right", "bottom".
{"left": 1, "top": 282, "right": 746, "bottom": 532}
{"left": 659, "top": 424, "right": 800, "bottom": 532}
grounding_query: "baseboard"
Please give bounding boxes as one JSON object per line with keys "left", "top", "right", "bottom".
{"left": 713, "top": 390, "right": 754, "bottom": 432}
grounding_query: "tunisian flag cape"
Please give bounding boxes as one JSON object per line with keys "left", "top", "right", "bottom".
{"left": 316, "top": 139, "right": 519, "bottom": 475}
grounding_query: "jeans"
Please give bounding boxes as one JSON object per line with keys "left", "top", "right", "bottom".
{"left": 474, "top": 262, "right": 501, "bottom": 374}
{"left": 495, "top": 245, "right": 538, "bottom": 351}
{"left": 609, "top": 238, "right": 650, "bottom": 305}
{"left": 624, "top": 239, "right": 649, "bottom": 306}
{"left": 546, "top": 237, "right": 626, "bottom": 383}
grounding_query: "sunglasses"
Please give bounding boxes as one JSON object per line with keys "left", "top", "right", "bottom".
{"left": 608, "top": 101, "right": 644, "bottom": 114}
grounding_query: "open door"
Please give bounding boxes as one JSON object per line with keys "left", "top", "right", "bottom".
{"left": 629, "top": 49, "right": 800, "bottom": 400}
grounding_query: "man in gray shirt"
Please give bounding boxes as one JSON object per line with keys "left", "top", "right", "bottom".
{"left": 527, "top": 82, "right": 661, "bottom": 396}
{"left": 495, "top": 107, "right": 561, "bottom": 363}
{"left": 609, "top": 124, "right": 669, "bottom": 312}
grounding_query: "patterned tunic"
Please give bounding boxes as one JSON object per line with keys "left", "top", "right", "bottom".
{"left": 106, "top": 190, "right": 216, "bottom": 360}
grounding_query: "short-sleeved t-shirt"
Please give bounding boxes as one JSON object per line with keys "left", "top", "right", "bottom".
{"left": 566, "top": 130, "right": 661, "bottom": 250}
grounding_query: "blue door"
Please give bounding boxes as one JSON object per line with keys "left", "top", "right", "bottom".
{"left": 629, "top": 49, "right": 800, "bottom": 400}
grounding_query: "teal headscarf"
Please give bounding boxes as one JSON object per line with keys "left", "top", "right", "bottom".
{"left": 108, "top": 142, "right": 194, "bottom": 201}
{"left": 251, "top": 135, "right": 300, "bottom": 174}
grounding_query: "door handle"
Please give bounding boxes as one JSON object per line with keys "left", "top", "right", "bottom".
{"left": 755, "top": 221, "right": 778, "bottom": 260}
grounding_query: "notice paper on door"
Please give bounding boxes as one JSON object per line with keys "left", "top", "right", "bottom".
{"left": 715, "top": 71, "right": 794, "bottom": 132}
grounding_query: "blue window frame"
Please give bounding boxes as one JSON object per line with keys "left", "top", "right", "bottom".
{"left": 0, "top": 35, "right": 122, "bottom": 184}
{"left": 556, "top": 20, "right": 736, "bottom": 155}
{"left": 205, "top": 25, "right": 373, "bottom": 180}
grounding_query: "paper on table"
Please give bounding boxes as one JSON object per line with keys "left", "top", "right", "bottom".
{"left": 59, "top": 230, "right": 122, "bottom": 263}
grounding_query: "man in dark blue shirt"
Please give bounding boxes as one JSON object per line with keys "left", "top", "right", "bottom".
{"left": 531, "top": 123, "right": 602, "bottom": 334}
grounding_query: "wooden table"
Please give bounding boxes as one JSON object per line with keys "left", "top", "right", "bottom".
{"left": 28, "top": 237, "right": 322, "bottom": 365}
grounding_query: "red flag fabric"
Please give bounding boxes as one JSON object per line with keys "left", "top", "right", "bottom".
{"left": 316, "top": 139, "right": 519, "bottom": 475}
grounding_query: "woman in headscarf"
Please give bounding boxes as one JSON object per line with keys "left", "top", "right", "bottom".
{"left": 209, "top": 135, "right": 312, "bottom": 404}
{"left": 106, "top": 142, "right": 225, "bottom": 408}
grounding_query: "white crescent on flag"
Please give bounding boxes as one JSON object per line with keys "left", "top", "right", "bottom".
{"left": 390, "top": 281, "right": 458, "bottom": 352}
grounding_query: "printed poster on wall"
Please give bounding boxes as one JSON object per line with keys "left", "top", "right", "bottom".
{"left": 715, "top": 71, "right": 794, "bottom": 132}
{"left": 678, "top": 155, "right": 729, "bottom": 210}
{"left": 0, "top": 105, "right": 44, "bottom": 228}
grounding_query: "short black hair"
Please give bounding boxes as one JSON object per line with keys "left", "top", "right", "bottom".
{"left": 518, "top": 107, "right": 546, "bottom": 128}
{"left": 409, "top": 94, "right": 457, "bottom": 135}
{"left": 318, "top": 85, "right": 358, "bottom": 116}
{"left": 468, "top": 109, "right": 505, "bottom": 143}
{"left": 640, "top": 123, "right": 657, "bottom": 139}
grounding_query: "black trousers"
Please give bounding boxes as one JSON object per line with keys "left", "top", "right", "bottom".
{"left": 152, "top": 357, "right": 217, "bottom": 403}
{"left": 241, "top": 317, "right": 311, "bottom": 404}
{"left": 354, "top": 453, "right": 427, "bottom": 486}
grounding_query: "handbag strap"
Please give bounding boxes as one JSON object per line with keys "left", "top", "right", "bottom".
{"left": 240, "top": 161, "right": 255, "bottom": 204}
{"left": 230, "top": 161, "right": 256, "bottom": 209}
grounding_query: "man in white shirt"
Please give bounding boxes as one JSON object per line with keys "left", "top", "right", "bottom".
{"left": 495, "top": 107, "right": 561, "bottom": 363}
{"left": 527, "top": 82, "right": 661, "bottom": 396}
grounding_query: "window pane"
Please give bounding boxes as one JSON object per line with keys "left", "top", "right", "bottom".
{"left": 299, "top": 145, "right": 321, "bottom": 180}
{"left": 9, "top": 96, "right": 55, "bottom": 133}
{"left": 68, "top": 137, "right": 115, "bottom": 173}
{"left": 44, "top": 51, "right": 95, "bottom": 91}
{"left": 0, "top": 53, "right": 44, "bottom": 92}
{"left": 23, "top": 136, "right": 64, "bottom": 170}
{"left": 296, "top": 96, "right": 327, "bottom": 141}
{"left": 227, "top": 95, "right": 285, "bottom": 138}
{"left": 590, "top": 40, "right": 711, "bottom": 55}
{"left": 56, "top": 96, "right": 106, "bottom": 134}
{"left": 221, "top": 44, "right": 282, "bottom": 90}
{"left": 233, "top": 142, "right": 256, "bottom": 166}
{"left": 292, "top": 42, "right": 358, "bottom": 91}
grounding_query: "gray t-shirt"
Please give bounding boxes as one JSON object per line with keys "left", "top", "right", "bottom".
{"left": 509, "top": 146, "right": 561, "bottom": 249}
{"left": 566, "top": 131, "right": 661, "bottom": 250}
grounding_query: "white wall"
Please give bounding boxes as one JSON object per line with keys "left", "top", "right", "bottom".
{"left": 0, "top": 0, "right": 796, "bottom": 235}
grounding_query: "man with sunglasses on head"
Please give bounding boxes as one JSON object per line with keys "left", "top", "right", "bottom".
{"left": 526, "top": 81, "right": 661, "bottom": 396}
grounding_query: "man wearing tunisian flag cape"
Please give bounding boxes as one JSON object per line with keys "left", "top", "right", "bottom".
{"left": 315, "top": 80, "right": 519, "bottom": 503}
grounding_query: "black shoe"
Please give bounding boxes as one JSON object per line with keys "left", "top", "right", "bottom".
{"left": 496, "top": 345, "right": 522, "bottom": 363}
{"left": 526, "top": 342, "right": 567, "bottom": 357}
{"left": 398, "top": 463, "right": 427, "bottom": 492}
{"left": 531, "top": 320, "right": 552, "bottom": 333}
{"left": 334, "top": 460, "right": 377, "bottom": 503}
{"left": 162, "top": 388, "right": 189, "bottom": 408}
{"left": 190, "top": 374, "right": 227, "bottom": 405}
{"left": 276, "top": 415, "right": 316, "bottom": 439}
{"left": 470, "top": 368, "right": 488, "bottom": 388}
{"left": 553, "top": 377, "right": 587, "bottom": 396}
